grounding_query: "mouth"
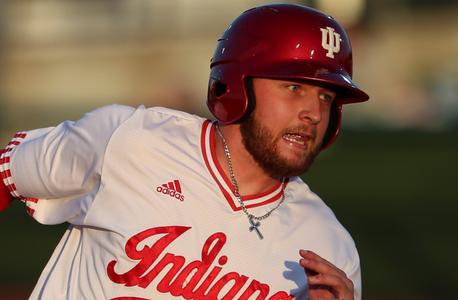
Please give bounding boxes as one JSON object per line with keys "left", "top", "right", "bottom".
{"left": 282, "top": 132, "right": 313, "bottom": 147}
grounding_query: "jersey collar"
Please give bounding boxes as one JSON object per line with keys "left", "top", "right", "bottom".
{"left": 201, "top": 120, "right": 288, "bottom": 212}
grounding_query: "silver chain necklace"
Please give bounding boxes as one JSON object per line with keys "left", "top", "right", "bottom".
{"left": 215, "top": 123, "right": 285, "bottom": 240}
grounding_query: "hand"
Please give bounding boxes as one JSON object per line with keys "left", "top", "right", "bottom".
{"left": 299, "top": 249, "right": 354, "bottom": 300}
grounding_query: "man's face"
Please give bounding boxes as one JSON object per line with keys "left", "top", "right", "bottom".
{"left": 241, "top": 78, "right": 336, "bottom": 178}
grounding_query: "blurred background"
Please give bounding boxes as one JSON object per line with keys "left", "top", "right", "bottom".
{"left": 0, "top": 0, "right": 456, "bottom": 299}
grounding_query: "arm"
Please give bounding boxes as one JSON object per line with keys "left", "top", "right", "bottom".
{"left": 0, "top": 135, "right": 22, "bottom": 212}
{"left": 0, "top": 104, "right": 136, "bottom": 221}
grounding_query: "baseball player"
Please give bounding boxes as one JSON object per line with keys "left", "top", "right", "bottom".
{"left": 0, "top": 4, "right": 368, "bottom": 300}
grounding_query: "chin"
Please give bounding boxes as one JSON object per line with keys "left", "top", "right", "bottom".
{"left": 240, "top": 114, "right": 321, "bottom": 178}
{"left": 275, "top": 148, "right": 320, "bottom": 177}
{"left": 263, "top": 155, "right": 315, "bottom": 178}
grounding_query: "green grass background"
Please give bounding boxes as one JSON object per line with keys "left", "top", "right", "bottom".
{"left": 0, "top": 130, "right": 457, "bottom": 299}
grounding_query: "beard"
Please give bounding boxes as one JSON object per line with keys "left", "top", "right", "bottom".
{"left": 240, "top": 114, "right": 321, "bottom": 178}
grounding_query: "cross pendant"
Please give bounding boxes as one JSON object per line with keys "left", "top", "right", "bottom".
{"left": 248, "top": 217, "right": 264, "bottom": 240}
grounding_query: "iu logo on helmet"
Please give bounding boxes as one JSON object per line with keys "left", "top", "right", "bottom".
{"left": 320, "top": 26, "right": 341, "bottom": 59}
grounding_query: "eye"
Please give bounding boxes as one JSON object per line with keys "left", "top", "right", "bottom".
{"left": 287, "top": 84, "right": 301, "bottom": 92}
{"left": 319, "top": 92, "right": 335, "bottom": 104}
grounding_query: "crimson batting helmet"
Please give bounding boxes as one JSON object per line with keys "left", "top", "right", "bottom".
{"left": 207, "top": 4, "right": 369, "bottom": 149}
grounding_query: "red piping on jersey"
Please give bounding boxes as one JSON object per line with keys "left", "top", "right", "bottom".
{"left": 13, "top": 133, "right": 27, "bottom": 139}
{"left": 0, "top": 132, "right": 39, "bottom": 215}
{"left": 200, "top": 120, "right": 289, "bottom": 212}
{"left": 201, "top": 121, "right": 238, "bottom": 211}
{"left": 0, "top": 148, "right": 12, "bottom": 156}
{"left": 0, "top": 157, "right": 10, "bottom": 164}
{"left": 209, "top": 130, "right": 286, "bottom": 201}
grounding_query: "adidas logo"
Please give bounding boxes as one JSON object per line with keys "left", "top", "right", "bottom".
{"left": 156, "top": 180, "right": 185, "bottom": 201}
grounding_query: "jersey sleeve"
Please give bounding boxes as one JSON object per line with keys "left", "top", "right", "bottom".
{"left": 0, "top": 104, "right": 136, "bottom": 224}
{"left": 347, "top": 249, "right": 362, "bottom": 300}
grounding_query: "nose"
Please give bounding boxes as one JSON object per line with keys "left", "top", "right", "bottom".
{"left": 298, "top": 93, "right": 322, "bottom": 124}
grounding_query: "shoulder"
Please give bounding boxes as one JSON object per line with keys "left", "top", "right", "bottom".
{"left": 286, "top": 176, "right": 359, "bottom": 258}
{"left": 123, "top": 106, "right": 207, "bottom": 132}
{"left": 286, "top": 177, "right": 338, "bottom": 221}
{"left": 287, "top": 177, "right": 341, "bottom": 220}
{"left": 64, "top": 105, "right": 205, "bottom": 130}
{"left": 103, "top": 106, "right": 208, "bottom": 153}
{"left": 85, "top": 105, "right": 207, "bottom": 134}
{"left": 82, "top": 104, "right": 137, "bottom": 120}
{"left": 286, "top": 177, "right": 361, "bottom": 287}
{"left": 142, "top": 106, "right": 206, "bottom": 123}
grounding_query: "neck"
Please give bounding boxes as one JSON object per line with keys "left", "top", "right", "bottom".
{"left": 215, "top": 123, "right": 282, "bottom": 196}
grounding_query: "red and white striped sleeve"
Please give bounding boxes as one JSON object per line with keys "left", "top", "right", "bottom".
{"left": 0, "top": 104, "right": 136, "bottom": 222}
{"left": 0, "top": 132, "right": 28, "bottom": 211}
{"left": 0, "top": 168, "right": 12, "bottom": 212}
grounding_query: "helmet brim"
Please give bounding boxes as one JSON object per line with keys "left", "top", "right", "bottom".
{"left": 249, "top": 60, "right": 369, "bottom": 104}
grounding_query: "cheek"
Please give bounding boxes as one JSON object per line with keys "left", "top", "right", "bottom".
{"left": 254, "top": 101, "right": 290, "bottom": 124}
{"left": 317, "top": 108, "right": 332, "bottom": 135}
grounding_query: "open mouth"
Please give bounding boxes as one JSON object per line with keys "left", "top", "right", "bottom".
{"left": 282, "top": 133, "right": 310, "bottom": 146}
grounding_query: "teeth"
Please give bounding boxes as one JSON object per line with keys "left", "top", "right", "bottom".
{"left": 283, "top": 134, "right": 305, "bottom": 145}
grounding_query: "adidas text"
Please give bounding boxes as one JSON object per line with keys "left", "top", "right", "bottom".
{"left": 156, "top": 186, "right": 185, "bottom": 201}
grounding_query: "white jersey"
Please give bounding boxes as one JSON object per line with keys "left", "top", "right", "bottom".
{"left": 0, "top": 105, "right": 361, "bottom": 300}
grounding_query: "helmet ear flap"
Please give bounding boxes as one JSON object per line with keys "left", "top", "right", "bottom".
{"left": 207, "top": 67, "right": 251, "bottom": 124}
{"left": 321, "top": 103, "right": 342, "bottom": 150}
{"left": 209, "top": 78, "right": 228, "bottom": 98}
{"left": 239, "top": 77, "right": 256, "bottom": 123}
